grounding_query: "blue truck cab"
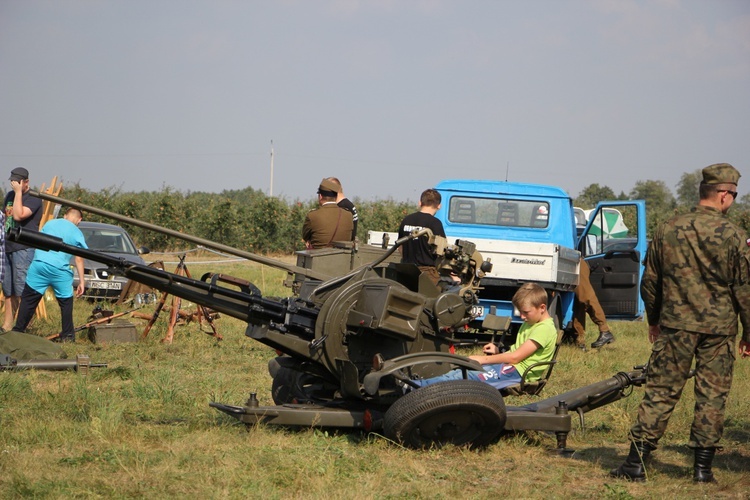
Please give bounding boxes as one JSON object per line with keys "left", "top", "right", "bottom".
{"left": 433, "top": 179, "right": 647, "bottom": 337}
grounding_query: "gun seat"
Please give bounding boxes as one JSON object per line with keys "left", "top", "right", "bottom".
{"left": 500, "top": 329, "right": 564, "bottom": 397}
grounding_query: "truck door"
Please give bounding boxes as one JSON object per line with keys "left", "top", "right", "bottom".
{"left": 577, "top": 201, "right": 647, "bottom": 320}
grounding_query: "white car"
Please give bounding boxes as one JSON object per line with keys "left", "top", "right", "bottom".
{"left": 71, "top": 221, "right": 150, "bottom": 299}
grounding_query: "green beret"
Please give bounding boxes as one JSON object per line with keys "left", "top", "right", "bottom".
{"left": 702, "top": 163, "right": 741, "bottom": 186}
{"left": 318, "top": 178, "right": 341, "bottom": 195}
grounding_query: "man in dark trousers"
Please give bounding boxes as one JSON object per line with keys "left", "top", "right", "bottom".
{"left": 3, "top": 167, "right": 43, "bottom": 332}
{"left": 302, "top": 178, "right": 354, "bottom": 249}
{"left": 397, "top": 188, "right": 446, "bottom": 285}
{"left": 13, "top": 209, "right": 87, "bottom": 342}
{"left": 610, "top": 163, "right": 750, "bottom": 483}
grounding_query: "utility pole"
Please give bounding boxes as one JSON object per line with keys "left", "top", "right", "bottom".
{"left": 269, "top": 140, "right": 274, "bottom": 197}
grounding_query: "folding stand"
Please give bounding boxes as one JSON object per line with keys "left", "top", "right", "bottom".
{"left": 140, "top": 255, "right": 222, "bottom": 343}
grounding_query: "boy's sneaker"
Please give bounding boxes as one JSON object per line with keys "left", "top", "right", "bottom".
{"left": 395, "top": 379, "right": 411, "bottom": 394}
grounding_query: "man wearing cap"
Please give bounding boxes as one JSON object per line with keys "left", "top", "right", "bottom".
{"left": 302, "top": 178, "right": 354, "bottom": 249}
{"left": 325, "top": 177, "right": 359, "bottom": 241}
{"left": 3, "top": 167, "right": 44, "bottom": 332}
{"left": 610, "top": 163, "right": 750, "bottom": 484}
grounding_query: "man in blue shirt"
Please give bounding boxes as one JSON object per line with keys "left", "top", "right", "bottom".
{"left": 13, "top": 208, "right": 87, "bottom": 342}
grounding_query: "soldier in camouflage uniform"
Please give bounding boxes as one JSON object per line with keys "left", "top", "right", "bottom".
{"left": 610, "top": 163, "right": 750, "bottom": 483}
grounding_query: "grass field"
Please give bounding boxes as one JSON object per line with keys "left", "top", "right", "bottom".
{"left": 1, "top": 253, "right": 749, "bottom": 499}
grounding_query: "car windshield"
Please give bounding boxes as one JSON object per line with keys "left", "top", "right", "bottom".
{"left": 448, "top": 197, "right": 550, "bottom": 228}
{"left": 80, "top": 228, "right": 138, "bottom": 254}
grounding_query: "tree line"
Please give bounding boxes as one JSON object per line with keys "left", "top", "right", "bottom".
{"left": 573, "top": 170, "right": 750, "bottom": 238}
{"left": 61, "top": 184, "right": 413, "bottom": 254}
{"left": 58, "top": 171, "right": 750, "bottom": 254}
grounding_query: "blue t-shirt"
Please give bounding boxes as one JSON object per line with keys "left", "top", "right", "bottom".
{"left": 33, "top": 218, "right": 88, "bottom": 269}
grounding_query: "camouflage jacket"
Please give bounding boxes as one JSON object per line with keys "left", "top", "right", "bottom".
{"left": 641, "top": 205, "right": 750, "bottom": 341}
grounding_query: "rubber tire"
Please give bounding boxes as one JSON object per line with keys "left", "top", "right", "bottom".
{"left": 271, "top": 366, "right": 337, "bottom": 405}
{"left": 384, "top": 380, "right": 507, "bottom": 449}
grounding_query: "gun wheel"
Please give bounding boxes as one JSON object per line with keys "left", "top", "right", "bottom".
{"left": 271, "top": 366, "right": 337, "bottom": 405}
{"left": 384, "top": 380, "right": 506, "bottom": 449}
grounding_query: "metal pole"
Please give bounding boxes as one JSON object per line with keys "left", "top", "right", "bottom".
{"left": 27, "top": 190, "right": 331, "bottom": 281}
{"left": 268, "top": 139, "right": 273, "bottom": 196}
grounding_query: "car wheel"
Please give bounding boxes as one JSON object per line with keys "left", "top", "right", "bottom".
{"left": 384, "top": 380, "right": 506, "bottom": 449}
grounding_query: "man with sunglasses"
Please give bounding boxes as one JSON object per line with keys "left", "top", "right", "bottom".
{"left": 610, "top": 163, "right": 750, "bottom": 483}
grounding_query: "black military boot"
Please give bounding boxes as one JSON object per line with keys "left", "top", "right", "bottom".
{"left": 693, "top": 447, "right": 717, "bottom": 483}
{"left": 609, "top": 441, "right": 654, "bottom": 482}
{"left": 591, "top": 331, "right": 614, "bottom": 348}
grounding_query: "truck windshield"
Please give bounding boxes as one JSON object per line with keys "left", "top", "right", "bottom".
{"left": 447, "top": 197, "right": 550, "bottom": 228}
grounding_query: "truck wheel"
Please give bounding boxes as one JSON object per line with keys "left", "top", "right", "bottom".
{"left": 384, "top": 380, "right": 506, "bottom": 449}
{"left": 271, "top": 366, "right": 337, "bottom": 405}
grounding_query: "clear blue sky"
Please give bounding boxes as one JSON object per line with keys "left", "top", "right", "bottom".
{"left": 1, "top": 0, "right": 748, "bottom": 203}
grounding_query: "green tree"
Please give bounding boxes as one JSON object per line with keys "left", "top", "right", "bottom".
{"left": 574, "top": 184, "right": 617, "bottom": 208}
{"left": 675, "top": 169, "right": 702, "bottom": 207}
{"left": 196, "top": 197, "right": 242, "bottom": 248}
{"left": 726, "top": 192, "right": 750, "bottom": 234}
{"left": 358, "top": 199, "right": 413, "bottom": 242}
{"left": 630, "top": 180, "right": 676, "bottom": 237}
{"left": 220, "top": 186, "right": 267, "bottom": 205}
{"left": 287, "top": 199, "right": 316, "bottom": 252}
{"left": 140, "top": 188, "right": 186, "bottom": 250}
{"left": 245, "top": 195, "right": 295, "bottom": 253}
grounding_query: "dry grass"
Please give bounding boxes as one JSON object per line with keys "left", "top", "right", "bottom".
{"left": 1, "top": 254, "right": 749, "bottom": 498}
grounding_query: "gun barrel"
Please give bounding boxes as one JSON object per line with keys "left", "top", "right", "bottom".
{"left": 514, "top": 369, "right": 644, "bottom": 415}
{"left": 28, "top": 190, "right": 332, "bottom": 281}
{"left": 2, "top": 355, "right": 107, "bottom": 373}
{"left": 9, "top": 227, "right": 318, "bottom": 337}
{"left": 14, "top": 359, "right": 84, "bottom": 370}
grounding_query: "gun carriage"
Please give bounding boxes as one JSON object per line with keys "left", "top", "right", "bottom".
{"left": 11, "top": 191, "right": 650, "bottom": 450}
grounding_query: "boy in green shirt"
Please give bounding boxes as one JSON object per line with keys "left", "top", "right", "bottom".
{"left": 411, "top": 282, "right": 557, "bottom": 390}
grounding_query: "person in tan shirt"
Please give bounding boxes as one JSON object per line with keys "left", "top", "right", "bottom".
{"left": 302, "top": 178, "right": 354, "bottom": 249}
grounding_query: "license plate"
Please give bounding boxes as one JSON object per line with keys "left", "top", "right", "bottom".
{"left": 90, "top": 281, "right": 122, "bottom": 290}
{"left": 470, "top": 305, "right": 484, "bottom": 317}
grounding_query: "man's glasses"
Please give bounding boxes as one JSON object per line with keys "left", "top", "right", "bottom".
{"left": 719, "top": 190, "right": 738, "bottom": 199}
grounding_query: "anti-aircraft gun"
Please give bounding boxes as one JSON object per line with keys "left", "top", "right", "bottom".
{"left": 11, "top": 192, "right": 652, "bottom": 450}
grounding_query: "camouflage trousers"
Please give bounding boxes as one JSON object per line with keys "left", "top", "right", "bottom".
{"left": 629, "top": 327, "right": 735, "bottom": 449}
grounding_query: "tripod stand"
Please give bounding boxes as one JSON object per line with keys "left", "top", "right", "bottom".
{"left": 140, "top": 255, "right": 222, "bottom": 343}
